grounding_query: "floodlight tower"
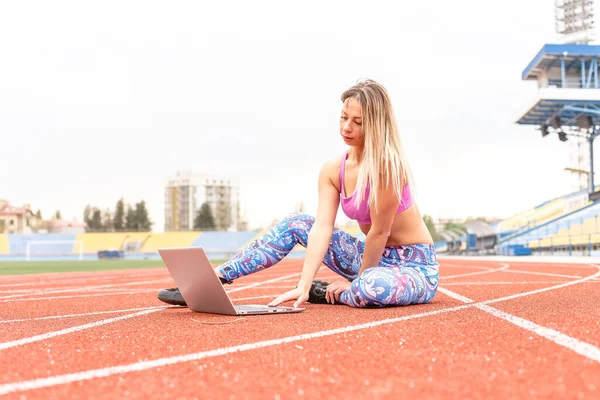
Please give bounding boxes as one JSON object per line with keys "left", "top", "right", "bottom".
{"left": 517, "top": 0, "right": 600, "bottom": 199}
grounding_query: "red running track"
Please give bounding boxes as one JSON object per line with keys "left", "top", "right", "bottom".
{"left": 0, "top": 257, "right": 599, "bottom": 399}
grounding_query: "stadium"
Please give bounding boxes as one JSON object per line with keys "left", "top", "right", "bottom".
{"left": 2, "top": 1, "right": 600, "bottom": 399}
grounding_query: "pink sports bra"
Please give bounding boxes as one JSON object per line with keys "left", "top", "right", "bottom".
{"left": 339, "top": 150, "right": 412, "bottom": 225}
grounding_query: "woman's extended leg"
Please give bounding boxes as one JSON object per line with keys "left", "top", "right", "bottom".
{"left": 158, "top": 212, "right": 361, "bottom": 306}
{"left": 217, "top": 212, "right": 362, "bottom": 281}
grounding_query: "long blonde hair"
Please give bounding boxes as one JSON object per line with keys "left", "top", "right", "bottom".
{"left": 341, "top": 79, "right": 412, "bottom": 213}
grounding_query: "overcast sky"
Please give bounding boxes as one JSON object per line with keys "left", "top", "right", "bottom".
{"left": 1, "top": 0, "right": 585, "bottom": 231}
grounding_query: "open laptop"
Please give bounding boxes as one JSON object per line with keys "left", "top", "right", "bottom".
{"left": 158, "top": 247, "right": 304, "bottom": 315}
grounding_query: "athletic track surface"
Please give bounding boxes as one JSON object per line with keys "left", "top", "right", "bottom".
{"left": 1, "top": 256, "right": 599, "bottom": 399}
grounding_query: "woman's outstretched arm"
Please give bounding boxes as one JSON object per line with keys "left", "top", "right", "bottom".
{"left": 269, "top": 160, "right": 340, "bottom": 307}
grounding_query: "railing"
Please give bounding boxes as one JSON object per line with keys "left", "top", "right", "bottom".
{"left": 546, "top": 78, "right": 596, "bottom": 89}
{"left": 502, "top": 231, "right": 600, "bottom": 256}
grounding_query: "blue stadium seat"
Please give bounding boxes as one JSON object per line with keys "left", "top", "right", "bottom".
{"left": 8, "top": 233, "right": 77, "bottom": 255}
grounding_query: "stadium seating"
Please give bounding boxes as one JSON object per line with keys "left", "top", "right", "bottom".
{"left": 141, "top": 232, "right": 201, "bottom": 252}
{"left": 7, "top": 233, "right": 77, "bottom": 255}
{"left": 191, "top": 231, "right": 260, "bottom": 252}
{"left": 495, "top": 189, "right": 591, "bottom": 237}
{"left": 0, "top": 234, "right": 8, "bottom": 254}
{"left": 500, "top": 201, "right": 600, "bottom": 251}
{"left": 74, "top": 233, "right": 129, "bottom": 253}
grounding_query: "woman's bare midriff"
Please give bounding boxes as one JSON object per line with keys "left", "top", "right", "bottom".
{"left": 358, "top": 203, "right": 434, "bottom": 246}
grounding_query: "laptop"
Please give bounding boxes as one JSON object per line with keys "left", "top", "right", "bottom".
{"left": 158, "top": 247, "right": 304, "bottom": 315}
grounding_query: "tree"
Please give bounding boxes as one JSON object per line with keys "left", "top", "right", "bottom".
{"left": 444, "top": 221, "right": 466, "bottom": 233}
{"left": 35, "top": 209, "right": 42, "bottom": 220}
{"left": 423, "top": 215, "right": 441, "bottom": 242}
{"left": 54, "top": 210, "right": 62, "bottom": 220}
{"left": 194, "top": 202, "right": 216, "bottom": 230}
{"left": 215, "top": 202, "right": 232, "bottom": 231}
{"left": 134, "top": 201, "right": 152, "bottom": 231}
{"left": 91, "top": 208, "right": 102, "bottom": 231}
{"left": 83, "top": 205, "right": 93, "bottom": 230}
{"left": 102, "top": 208, "right": 113, "bottom": 231}
{"left": 113, "top": 198, "right": 125, "bottom": 231}
{"left": 125, "top": 205, "right": 136, "bottom": 230}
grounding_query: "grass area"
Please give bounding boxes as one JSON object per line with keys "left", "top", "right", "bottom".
{"left": 0, "top": 259, "right": 228, "bottom": 276}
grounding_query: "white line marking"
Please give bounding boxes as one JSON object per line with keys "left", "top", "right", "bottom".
{"left": 503, "top": 269, "right": 582, "bottom": 279}
{"left": 1, "top": 291, "right": 158, "bottom": 303}
{"left": 0, "top": 309, "right": 163, "bottom": 351}
{"left": 0, "top": 274, "right": 294, "bottom": 349}
{"left": 0, "top": 295, "right": 276, "bottom": 324}
{"left": 2, "top": 266, "right": 599, "bottom": 395}
{"left": 477, "top": 303, "right": 600, "bottom": 362}
{"left": 442, "top": 281, "right": 567, "bottom": 286}
{"left": 0, "top": 303, "right": 475, "bottom": 396}
{"left": 483, "top": 265, "right": 600, "bottom": 306}
{"left": 0, "top": 271, "right": 170, "bottom": 288}
{"left": 1, "top": 282, "right": 296, "bottom": 303}
{"left": 0, "top": 279, "right": 172, "bottom": 300}
{"left": 440, "top": 264, "right": 491, "bottom": 271}
{"left": 437, "top": 288, "right": 473, "bottom": 303}
{"left": 441, "top": 264, "right": 509, "bottom": 280}
{"left": 438, "top": 287, "right": 600, "bottom": 363}
{"left": 227, "top": 273, "right": 301, "bottom": 293}
{"left": 0, "top": 307, "right": 173, "bottom": 324}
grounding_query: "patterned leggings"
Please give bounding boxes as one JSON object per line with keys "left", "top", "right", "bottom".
{"left": 217, "top": 213, "right": 439, "bottom": 308}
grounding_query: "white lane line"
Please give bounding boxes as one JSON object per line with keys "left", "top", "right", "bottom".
{"left": 1, "top": 284, "right": 293, "bottom": 303}
{"left": 0, "top": 294, "right": 279, "bottom": 324}
{"left": 0, "top": 307, "right": 174, "bottom": 324}
{"left": 0, "top": 279, "right": 172, "bottom": 300}
{"left": 440, "top": 264, "right": 491, "bottom": 271}
{"left": 442, "top": 281, "right": 567, "bottom": 286}
{"left": 0, "top": 275, "right": 293, "bottom": 349}
{"left": 1, "top": 266, "right": 599, "bottom": 395}
{"left": 483, "top": 265, "right": 600, "bottom": 305}
{"left": 0, "top": 303, "right": 475, "bottom": 396}
{"left": 437, "top": 288, "right": 474, "bottom": 303}
{"left": 441, "top": 264, "right": 509, "bottom": 280}
{"left": 0, "top": 309, "right": 163, "bottom": 351}
{"left": 438, "top": 287, "right": 600, "bottom": 363}
{"left": 478, "top": 304, "right": 600, "bottom": 362}
{"left": 0, "top": 271, "right": 170, "bottom": 288}
{"left": 227, "top": 273, "right": 301, "bottom": 293}
{"left": 1, "top": 291, "right": 159, "bottom": 303}
{"left": 503, "top": 269, "right": 582, "bottom": 279}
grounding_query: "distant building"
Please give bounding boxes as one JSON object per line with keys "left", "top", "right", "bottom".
{"left": 0, "top": 200, "right": 38, "bottom": 234}
{"left": 47, "top": 219, "right": 87, "bottom": 234}
{"left": 164, "top": 170, "right": 241, "bottom": 231}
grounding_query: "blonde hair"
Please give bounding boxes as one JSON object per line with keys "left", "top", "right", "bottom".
{"left": 341, "top": 78, "right": 413, "bottom": 213}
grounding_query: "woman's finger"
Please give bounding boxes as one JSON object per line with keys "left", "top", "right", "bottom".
{"left": 334, "top": 288, "right": 344, "bottom": 302}
{"left": 268, "top": 291, "right": 293, "bottom": 307}
{"left": 294, "top": 293, "right": 308, "bottom": 308}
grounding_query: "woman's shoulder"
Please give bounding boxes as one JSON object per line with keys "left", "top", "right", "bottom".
{"left": 321, "top": 153, "right": 344, "bottom": 176}
{"left": 317, "top": 153, "right": 345, "bottom": 189}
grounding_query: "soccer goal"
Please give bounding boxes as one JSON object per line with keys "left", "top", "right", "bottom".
{"left": 25, "top": 240, "right": 84, "bottom": 261}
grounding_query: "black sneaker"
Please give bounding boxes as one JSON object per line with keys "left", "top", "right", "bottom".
{"left": 157, "top": 277, "right": 233, "bottom": 307}
{"left": 307, "top": 280, "right": 329, "bottom": 304}
{"left": 157, "top": 287, "right": 186, "bottom": 306}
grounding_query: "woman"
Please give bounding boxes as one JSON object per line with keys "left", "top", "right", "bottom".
{"left": 158, "top": 79, "right": 439, "bottom": 309}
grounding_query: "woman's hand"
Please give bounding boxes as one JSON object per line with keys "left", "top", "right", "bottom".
{"left": 268, "top": 287, "right": 309, "bottom": 308}
{"left": 325, "top": 279, "right": 352, "bottom": 304}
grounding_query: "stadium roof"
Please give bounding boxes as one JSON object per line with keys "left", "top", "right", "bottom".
{"left": 522, "top": 44, "right": 600, "bottom": 81}
{"left": 516, "top": 88, "right": 600, "bottom": 126}
{"left": 465, "top": 221, "right": 496, "bottom": 238}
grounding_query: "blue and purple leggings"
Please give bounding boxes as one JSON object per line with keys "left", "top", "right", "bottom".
{"left": 217, "top": 213, "right": 439, "bottom": 308}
